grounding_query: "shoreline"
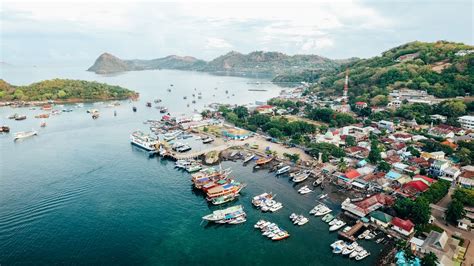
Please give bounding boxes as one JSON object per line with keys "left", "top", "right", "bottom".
{"left": 0, "top": 95, "right": 139, "bottom": 107}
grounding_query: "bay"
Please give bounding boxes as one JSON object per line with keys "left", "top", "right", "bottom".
{"left": 0, "top": 66, "right": 381, "bottom": 265}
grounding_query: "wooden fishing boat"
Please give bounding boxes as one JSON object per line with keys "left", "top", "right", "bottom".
{"left": 256, "top": 156, "right": 274, "bottom": 166}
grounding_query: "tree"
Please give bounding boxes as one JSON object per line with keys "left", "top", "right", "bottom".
{"left": 345, "top": 135, "right": 356, "bottom": 147}
{"left": 445, "top": 199, "right": 466, "bottom": 224}
{"left": 412, "top": 197, "right": 431, "bottom": 225}
{"left": 407, "top": 146, "right": 421, "bottom": 157}
{"left": 338, "top": 158, "right": 348, "bottom": 172}
{"left": 378, "top": 161, "right": 391, "bottom": 172}
{"left": 421, "top": 252, "right": 439, "bottom": 266}
{"left": 283, "top": 153, "right": 300, "bottom": 163}
{"left": 267, "top": 128, "right": 283, "bottom": 139}
{"left": 57, "top": 90, "right": 67, "bottom": 98}
{"left": 368, "top": 141, "right": 382, "bottom": 163}
{"left": 233, "top": 106, "right": 249, "bottom": 119}
{"left": 436, "top": 100, "right": 467, "bottom": 118}
{"left": 371, "top": 94, "right": 389, "bottom": 106}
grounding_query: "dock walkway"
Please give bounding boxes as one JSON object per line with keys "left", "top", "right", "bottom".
{"left": 338, "top": 221, "right": 365, "bottom": 242}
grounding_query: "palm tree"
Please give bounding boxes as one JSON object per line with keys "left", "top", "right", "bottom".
{"left": 421, "top": 252, "right": 439, "bottom": 266}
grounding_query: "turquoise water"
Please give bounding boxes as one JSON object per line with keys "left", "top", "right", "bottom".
{"left": 0, "top": 66, "right": 381, "bottom": 265}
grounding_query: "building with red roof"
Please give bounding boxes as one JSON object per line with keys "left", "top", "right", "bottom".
{"left": 341, "top": 193, "right": 394, "bottom": 217}
{"left": 391, "top": 217, "right": 415, "bottom": 236}
{"left": 355, "top": 102, "right": 368, "bottom": 109}
{"left": 345, "top": 169, "right": 361, "bottom": 179}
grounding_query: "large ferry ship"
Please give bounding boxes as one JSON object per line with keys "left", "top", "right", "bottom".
{"left": 130, "top": 131, "right": 159, "bottom": 151}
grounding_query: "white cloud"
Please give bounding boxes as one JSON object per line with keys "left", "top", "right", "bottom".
{"left": 205, "top": 38, "right": 233, "bottom": 49}
{"left": 301, "top": 37, "right": 334, "bottom": 52}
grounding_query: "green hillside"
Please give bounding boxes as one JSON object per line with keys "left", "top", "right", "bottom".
{"left": 298, "top": 41, "right": 474, "bottom": 99}
{"left": 0, "top": 79, "right": 137, "bottom": 102}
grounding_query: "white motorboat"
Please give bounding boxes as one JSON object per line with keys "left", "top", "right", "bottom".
{"left": 14, "top": 130, "right": 37, "bottom": 141}
{"left": 243, "top": 154, "right": 255, "bottom": 163}
{"left": 349, "top": 246, "right": 364, "bottom": 259}
{"left": 319, "top": 193, "right": 328, "bottom": 199}
{"left": 269, "top": 202, "right": 283, "bottom": 212}
{"left": 314, "top": 205, "right": 332, "bottom": 216}
{"left": 276, "top": 165, "right": 291, "bottom": 175}
{"left": 298, "top": 185, "right": 309, "bottom": 192}
{"left": 330, "top": 240, "right": 344, "bottom": 249}
{"left": 329, "top": 218, "right": 339, "bottom": 226}
{"left": 355, "top": 250, "right": 370, "bottom": 261}
{"left": 332, "top": 241, "right": 346, "bottom": 254}
{"left": 329, "top": 220, "right": 347, "bottom": 231}
{"left": 342, "top": 242, "right": 359, "bottom": 255}
{"left": 299, "top": 187, "right": 313, "bottom": 194}
{"left": 358, "top": 230, "right": 371, "bottom": 240}
{"left": 202, "top": 136, "right": 214, "bottom": 144}
{"left": 292, "top": 171, "right": 310, "bottom": 182}
{"left": 163, "top": 130, "right": 182, "bottom": 141}
{"left": 202, "top": 205, "right": 245, "bottom": 223}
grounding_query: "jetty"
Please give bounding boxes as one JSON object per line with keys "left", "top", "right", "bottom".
{"left": 338, "top": 221, "right": 365, "bottom": 242}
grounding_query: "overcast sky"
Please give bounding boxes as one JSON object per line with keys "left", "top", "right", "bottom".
{"left": 1, "top": 0, "right": 473, "bottom": 65}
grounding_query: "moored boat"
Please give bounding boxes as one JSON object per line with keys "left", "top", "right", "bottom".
{"left": 255, "top": 156, "right": 273, "bottom": 166}
{"left": 14, "top": 130, "right": 37, "bottom": 141}
{"left": 276, "top": 165, "right": 291, "bottom": 175}
{"left": 202, "top": 205, "right": 246, "bottom": 224}
{"left": 130, "top": 131, "right": 159, "bottom": 151}
{"left": 243, "top": 154, "right": 255, "bottom": 163}
{"left": 292, "top": 171, "right": 310, "bottom": 182}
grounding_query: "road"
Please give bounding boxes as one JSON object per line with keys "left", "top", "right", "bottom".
{"left": 431, "top": 188, "right": 474, "bottom": 265}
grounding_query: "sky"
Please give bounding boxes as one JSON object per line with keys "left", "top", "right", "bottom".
{"left": 1, "top": 0, "right": 473, "bottom": 65}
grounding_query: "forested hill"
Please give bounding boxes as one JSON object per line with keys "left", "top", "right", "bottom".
{"left": 279, "top": 41, "right": 474, "bottom": 98}
{"left": 0, "top": 79, "right": 138, "bottom": 102}
{"left": 87, "top": 51, "right": 339, "bottom": 76}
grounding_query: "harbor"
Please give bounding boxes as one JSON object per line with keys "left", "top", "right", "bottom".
{"left": 0, "top": 68, "right": 385, "bottom": 265}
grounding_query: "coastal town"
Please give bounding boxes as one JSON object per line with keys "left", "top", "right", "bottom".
{"left": 2, "top": 45, "right": 474, "bottom": 265}
{"left": 121, "top": 56, "right": 474, "bottom": 265}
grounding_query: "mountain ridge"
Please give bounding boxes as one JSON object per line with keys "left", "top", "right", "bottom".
{"left": 87, "top": 51, "right": 339, "bottom": 76}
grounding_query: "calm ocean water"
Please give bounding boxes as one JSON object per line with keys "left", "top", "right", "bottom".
{"left": 0, "top": 66, "right": 381, "bottom": 265}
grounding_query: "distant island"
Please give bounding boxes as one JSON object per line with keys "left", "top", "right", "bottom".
{"left": 87, "top": 51, "right": 339, "bottom": 77}
{"left": 0, "top": 79, "right": 138, "bottom": 103}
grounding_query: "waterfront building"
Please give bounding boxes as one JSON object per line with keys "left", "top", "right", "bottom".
{"left": 369, "top": 210, "right": 393, "bottom": 228}
{"left": 458, "top": 115, "right": 474, "bottom": 130}
{"left": 391, "top": 217, "right": 415, "bottom": 236}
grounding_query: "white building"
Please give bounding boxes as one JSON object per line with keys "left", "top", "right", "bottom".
{"left": 458, "top": 115, "right": 474, "bottom": 130}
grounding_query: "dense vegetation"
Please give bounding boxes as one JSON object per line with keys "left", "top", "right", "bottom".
{"left": 394, "top": 180, "right": 450, "bottom": 229}
{"left": 218, "top": 105, "right": 316, "bottom": 141}
{"left": 306, "top": 107, "right": 356, "bottom": 127}
{"left": 284, "top": 41, "right": 474, "bottom": 99}
{"left": 0, "top": 79, "right": 137, "bottom": 102}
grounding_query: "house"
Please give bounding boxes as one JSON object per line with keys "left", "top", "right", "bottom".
{"left": 222, "top": 127, "right": 252, "bottom": 140}
{"left": 339, "top": 169, "right": 361, "bottom": 182}
{"left": 355, "top": 101, "right": 368, "bottom": 109}
{"left": 428, "top": 126, "right": 455, "bottom": 138}
{"left": 429, "top": 159, "right": 450, "bottom": 177}
{"left": 387, "top": 99, "right": 402, "bottom": 109}
{"left": 341, "top": 193, "right": 394, "bottom": 217}
{"left": 391, "top": 217, "right": 415, "bottom": 236}
{"left": 418, "top": 230, "right": 461, "bottom": 266}
{"left": 370, "top": 210, "right": 393, "bottom": 228}
{"left": 422, "top": 151, "right": 445, "bottom": 160}
{"left": 385, "top": 171, "right": 402, "bottom": 181}
{"left": 377, "top": 120, "right": 395, "bottom": 132}
{"left": 442, "top": 166, "right": 461, "bottom": 182}
{"left": 457, "top": 218, "right": 472, "bottom": 231}
{"left": 430, "top": 114, "right": 447, "bottom": 123}
{"left": 345, "top": 146, "right": 369, "bottom": 158}
{"left": 458, "top": 115, "right": 474, "bottom": 130}
{"left": 255, "top": 105, "right": 275, "bottom": 114}
{"left": 409, "top": 157, "right": 431, "bottom": 168}
{"left": 399, "top": 180, "right": 430, "bottom": 198}
{"left": 390, "top": 133, "right": 413, "bottom": 142}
